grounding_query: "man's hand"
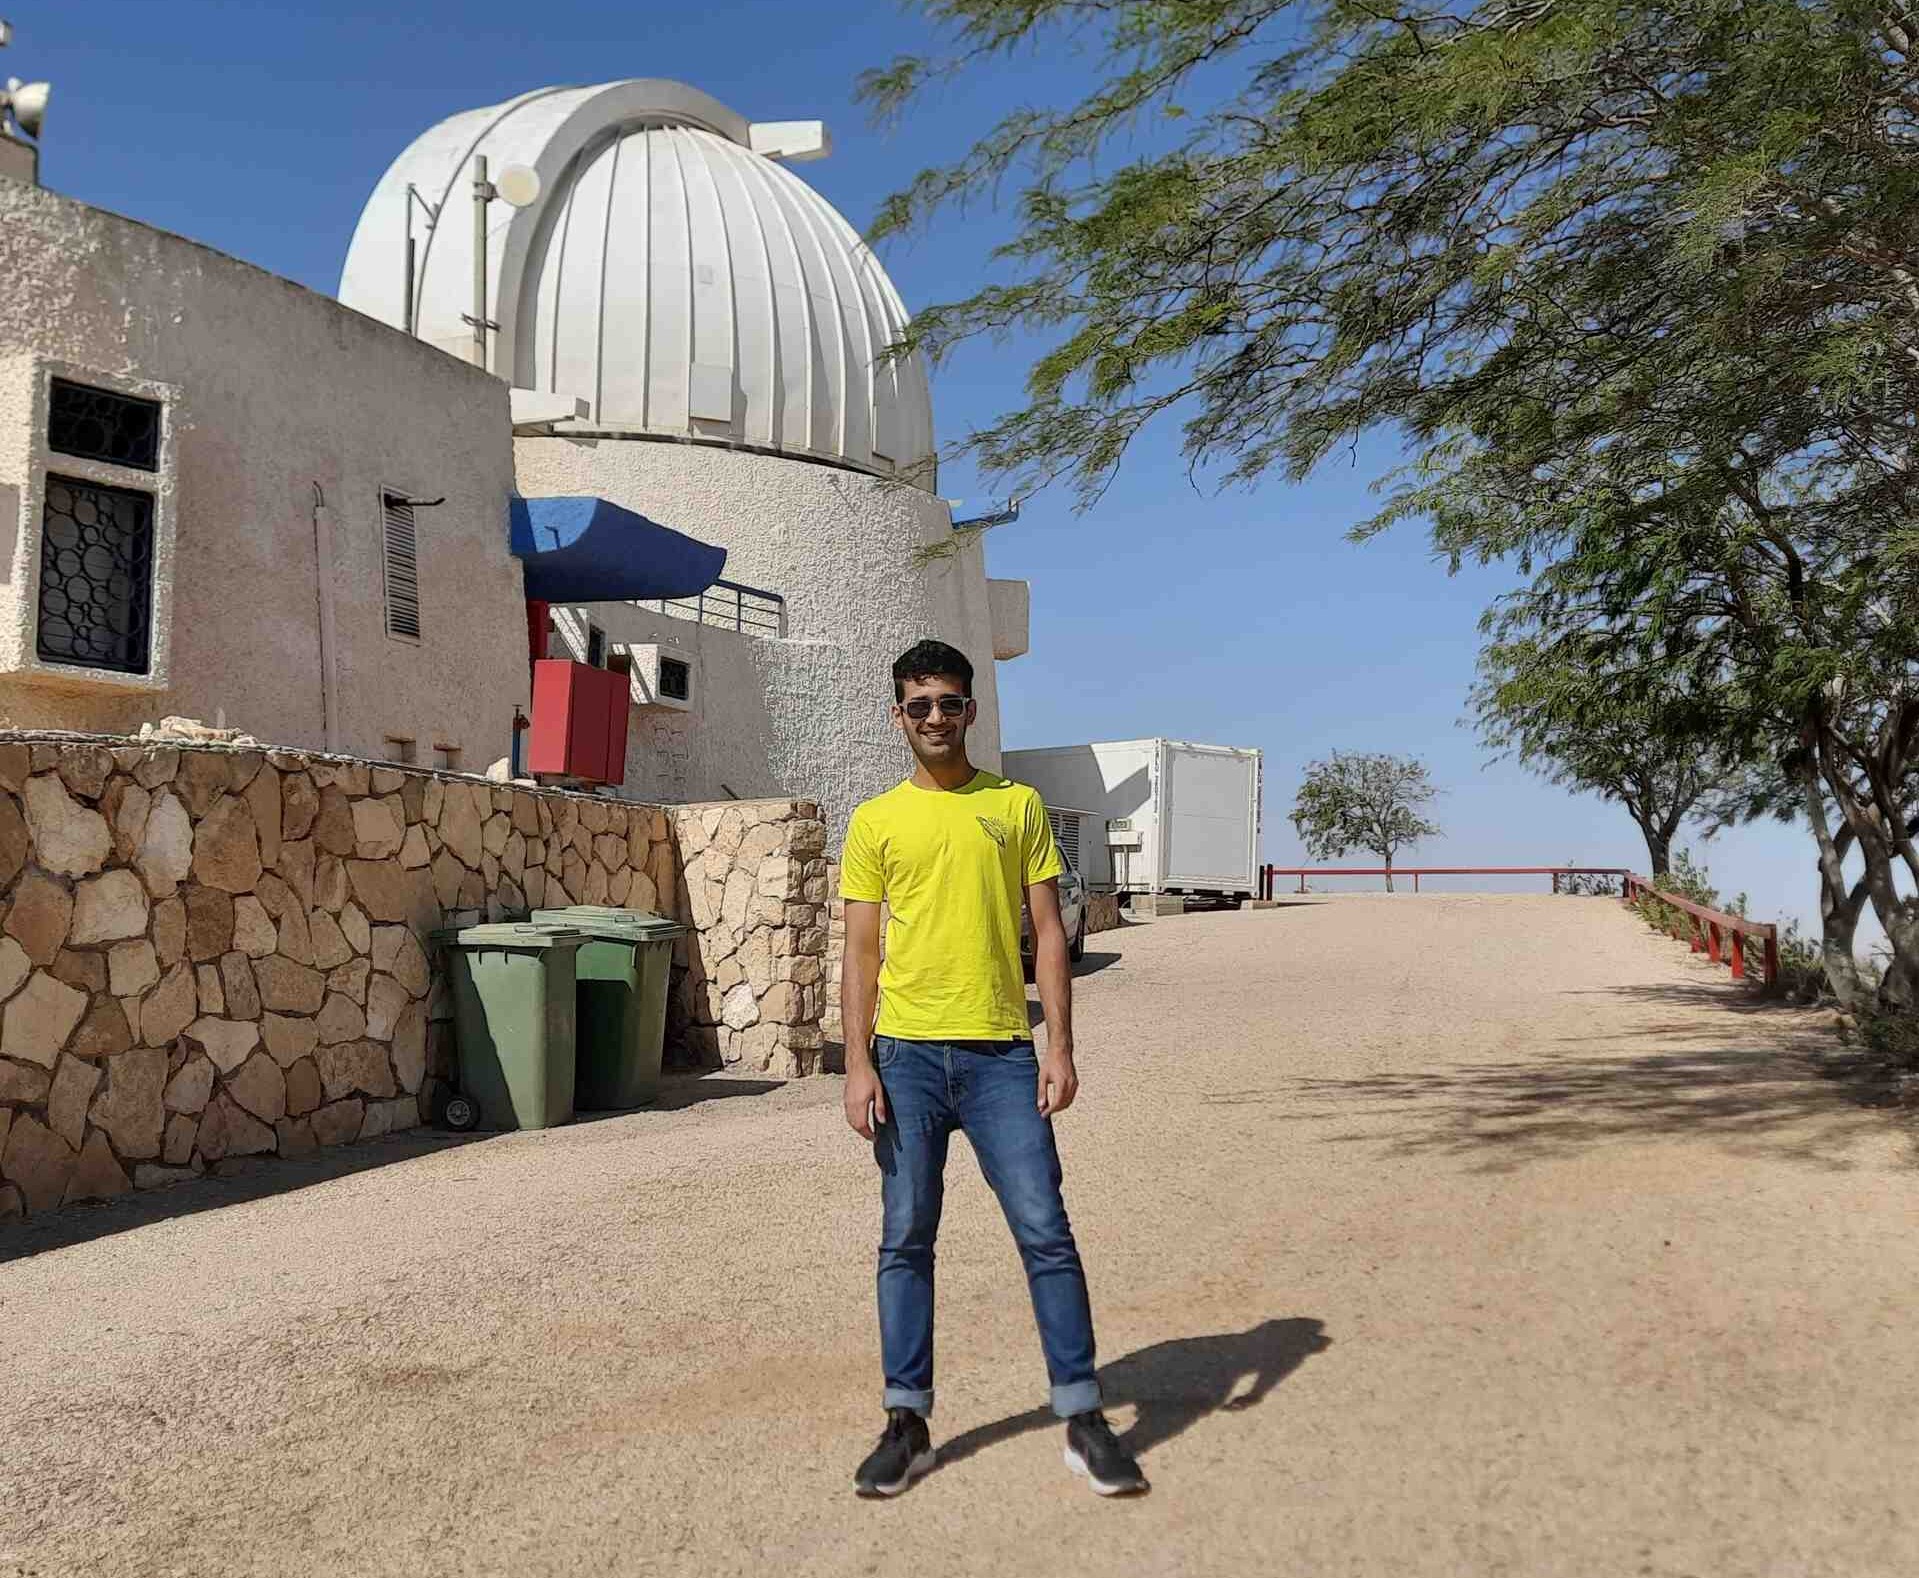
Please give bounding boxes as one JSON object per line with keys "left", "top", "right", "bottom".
{"left": 1038, "top": 1045, "right": 1079, "bottom": 1117}
{"left": 845, "top": 1057, "right": 888, "bottom": 1140}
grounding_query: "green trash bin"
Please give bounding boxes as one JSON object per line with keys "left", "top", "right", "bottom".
{"left": 430, "top": 922, "right": 587, "bottom": 1131}
{"left": 530, "top": 906, "right": 689, "bottom": 1110}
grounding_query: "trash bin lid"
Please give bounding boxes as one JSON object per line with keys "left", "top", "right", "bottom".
{"left": 431, "top": 922, "right": 587, "bottom": 949}
{"left": 530, "top": 906, "right": 689, "bottom": 939}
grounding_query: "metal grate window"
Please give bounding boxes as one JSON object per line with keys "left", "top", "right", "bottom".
{"left": 381, "top": 494, "right": 421, "bottom": 641}
{"left": 49, "top": 378, "right": 161, "bottom": 472}
{"left": 1047, "top": 808, "right": 1081, "bottom": 872}
{"left": 659, "top": 656, "right": 691, "bottom": 702}
{"left": 37, "top": 475, "right": 155, "bottom": 674}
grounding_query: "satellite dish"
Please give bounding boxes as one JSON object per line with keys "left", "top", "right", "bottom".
{"left": 4, "top": 78, "right": 47, "bottom": 139}
{"left": 494, "top": 163, "right": 541, "bottom": 209}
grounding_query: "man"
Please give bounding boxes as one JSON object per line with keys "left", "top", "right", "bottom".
{"left": 839, "top": 639, "right": 1147, "bottom": 1499}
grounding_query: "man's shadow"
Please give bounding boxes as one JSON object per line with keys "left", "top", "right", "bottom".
{"left": 935, "top": 1317, "right": 1330, "bottom": 1470}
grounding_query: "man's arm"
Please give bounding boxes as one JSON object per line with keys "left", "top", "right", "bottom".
{"left": 1027, "top": 877, "right": 1079, "bottom": 1117}
{"left": 841, "top": 899, "right": 887, "bottom": 1139}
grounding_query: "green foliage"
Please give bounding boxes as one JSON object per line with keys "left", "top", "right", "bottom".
{"left": 1290, "top": 751, "right": 1441, "bottom": 884}
{"left": 1630, "top": 849, "right": 1831, "bottom": 1002}
{"left": 870, "top": 0, "right": 1919, "bottom": 1011}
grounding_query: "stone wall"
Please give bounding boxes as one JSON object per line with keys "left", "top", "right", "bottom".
{"left": 0, "top": 734, "right": 826, "bottom": 1219}
{"left": 667, "top": 800, "right": 828, "bottom": 1079}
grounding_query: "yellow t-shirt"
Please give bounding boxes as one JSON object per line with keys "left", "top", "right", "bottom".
{"left": 840, "top": 771, "right": 1064, "bottom": 1041}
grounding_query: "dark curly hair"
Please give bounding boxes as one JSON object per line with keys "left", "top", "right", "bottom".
{"left": 892, "top": 640, "right": 974, "bottom": 701}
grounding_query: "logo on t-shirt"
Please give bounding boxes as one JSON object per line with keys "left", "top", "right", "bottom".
{"left": 976, "top": 815, "right": 1010, "bottom": 849}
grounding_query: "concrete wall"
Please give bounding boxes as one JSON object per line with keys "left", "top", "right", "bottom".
{"left": 0, "top": 733, "right": 828, "bottom": 1220}
{"left": 518, "top": 439, "right": 1007, "bottom": 841}
{"left": 0, "top": 183, "right": 529, "bottom": 769}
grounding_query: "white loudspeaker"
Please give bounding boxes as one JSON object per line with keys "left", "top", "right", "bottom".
{"left": 4, "top": 79, "right": 48, "bottom": 139}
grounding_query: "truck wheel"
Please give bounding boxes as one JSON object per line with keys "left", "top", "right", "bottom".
{"left": 442, "top": 1093, "right": 480, "bottom": 1132}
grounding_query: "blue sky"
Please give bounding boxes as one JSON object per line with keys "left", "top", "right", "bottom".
{"left": 16, "top": 0, "right": 1822, "bottom": 932}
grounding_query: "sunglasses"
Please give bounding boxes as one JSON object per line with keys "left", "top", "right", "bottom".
{"left": 901, "top": 695, "right": 969, "bottom": 720}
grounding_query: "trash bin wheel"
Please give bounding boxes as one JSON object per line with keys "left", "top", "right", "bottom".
{"left": 442, "top": 1093, "right": 480, "bottom": 1132}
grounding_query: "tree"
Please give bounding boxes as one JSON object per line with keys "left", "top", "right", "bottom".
{"left": 1472, "top": 617, "right": 1724, "bottom": 878}
{"left": 864, "top": 0, "right": 1919, "bottom": 1012}
{"left": 1290, "top": 752, "right": 1441, "bottom": 890}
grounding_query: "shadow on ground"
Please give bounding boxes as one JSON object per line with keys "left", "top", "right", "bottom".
{"left": 0, "top": 1130, "right": 484, "bottom": 1265}
{"left": 1216, "top": 982, "right": 1908, "bottom": 1173}
{"left": 934, "top": 1316, "right": 1331, "bottom": 1471}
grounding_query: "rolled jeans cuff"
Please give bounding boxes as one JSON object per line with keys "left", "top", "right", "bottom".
{"left": 883, "top": 1386, "right": 934, "bottom": 1418}
{"left": 1050, "top": 1379, "right": 1102, "bottom": 1419}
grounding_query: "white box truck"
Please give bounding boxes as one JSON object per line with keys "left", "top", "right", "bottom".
{"left": 1003, "top": 739, "right": 1263, "bottom": 902}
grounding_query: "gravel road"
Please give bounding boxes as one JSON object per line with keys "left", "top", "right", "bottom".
{"left": 2, "top": 894, "right": 1914, "bottom": 1577}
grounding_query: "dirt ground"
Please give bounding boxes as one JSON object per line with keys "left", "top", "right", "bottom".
{"left": 3, "top": 894, "right": 1915, "bottom": 1577}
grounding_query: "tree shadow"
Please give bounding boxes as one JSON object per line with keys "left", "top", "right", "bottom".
{"left": 933, "top": 1316, "right": 1330, "bottom": 1470}
{"left": 1260, "top": 982, "right": 1905, "bottom": 1173}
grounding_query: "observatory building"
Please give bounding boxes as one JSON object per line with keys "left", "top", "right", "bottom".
{"left": 339, "top": 79, "right": 1029, "bottom": 826}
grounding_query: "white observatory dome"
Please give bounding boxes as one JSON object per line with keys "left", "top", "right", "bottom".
{"left": 339, "top": 80, "right": 935, "bottom": 486}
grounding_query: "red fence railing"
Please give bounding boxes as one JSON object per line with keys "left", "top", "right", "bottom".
{"left": 1620, "top": 873, "right": 1779, "bottom": 991}
{"left": 1259, "top": 865, "right": 1633, "bottom": 898}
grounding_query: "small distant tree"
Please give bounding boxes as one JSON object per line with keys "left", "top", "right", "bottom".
{"left": 1291, "top": 752, "right": 1441, "bottom": 892}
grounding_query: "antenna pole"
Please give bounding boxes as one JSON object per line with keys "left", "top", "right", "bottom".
{"left": 471, "top": 154, "right": 489, "bottom": 370}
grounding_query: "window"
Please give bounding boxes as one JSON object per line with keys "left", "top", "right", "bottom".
{"left": 37, "top": 475, "right": 155, "bottom": 674}
{"left": 49, "top": 378, "right": 161, "bottom": 472}
{"left": 659, "top": 656, "right": 691, "bottom": 702}
{"left": 381, "top": 493, "right": 421, "bottom": 641}
{"left": 1047, "top": 809, "right": 1081, "bottom": 873}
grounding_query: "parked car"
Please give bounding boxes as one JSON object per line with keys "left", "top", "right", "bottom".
{"left": 1021, "top": 864, "right": 1089, "bottom": 975}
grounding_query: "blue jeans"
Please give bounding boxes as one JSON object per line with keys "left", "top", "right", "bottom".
{"left": 872, "top": 1035, "right": 1102, "bottom": 1420}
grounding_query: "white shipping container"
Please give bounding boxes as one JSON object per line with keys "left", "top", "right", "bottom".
{"left": 1003, "top": 739, "right": 1263, "bottom": 897}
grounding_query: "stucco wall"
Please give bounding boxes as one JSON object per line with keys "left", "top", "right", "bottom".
{"left": 0, "top": 732, "right": 829, "bottom": 1219}
{"left": 517, "top": 439, "right": 1005, "bottom": 841}
{"left": 0, "top": 183, "right": 528, "bottom": 769}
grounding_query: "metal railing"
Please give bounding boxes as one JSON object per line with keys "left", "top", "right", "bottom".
{"left": 1621, "top": 873, "right": 1780, "bottom": 990}
{"left": 632, "top": 578, "right": 785, "bottom": 637}
{"left": 1260, "top": 865, "right": 1633, "bottom": 897}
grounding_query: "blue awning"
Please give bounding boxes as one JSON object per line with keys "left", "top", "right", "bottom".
{"left": 509, "top": 496, "right": 727, "bottom": 603}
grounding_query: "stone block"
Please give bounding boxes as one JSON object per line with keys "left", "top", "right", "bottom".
{"left": 134, "top": 1162, "right": 200, "bottom": 1190}
{"left": 326, "top": 957, "right": 370, "bottom": 1004}
{"left": 759, "top": 981, "right": 805, "bottom": 1025}
{"left": 259, "top": 1013, "right": 320, "bottom": 1070}
{"left": 6, "top": 871, "right": 73, "bottom": 967}
{"left": 199, "top": 1092, "right": 275, "bottom": 1160}
{"left": 23, "top": 773, "right": 110, "bottom": 877}
{"left": 0, "top": 935, "right": 29, "bottom": 1001}
{"left": 162, "top": 1112, "right": 196, "bottom": 1165}
{"left": 245, "top": 765, "right": 282, "bottom": 868}
{"left": 108, "top": 939, "right": 160, "bottom": 997}
{"left": 104, "top": 779, "right": 151, "bottom": 864}
{"left": 280, "top": 773, "right": 319, "bottom": 840}
{"left": 63, "top": 1130, "right": 129, "bottom": 1205}
{"left": 140, "top": 963, "right": 199, "bottom": 1045}
{"left": 47, "top": 1054, "right": 101, "bottom": 1148}
{"left": 365, "top": 974, "right": 409, "bottom": 1041}
{"left": 70, "top": 869, "right": 150, "bottom": 944}
{"left": 284, "top": 1056, "right": 322, "bottom": 1117}
{"left": 51, "top": 948, "right": 107, "bottom": 994}
{"left": 0, "top": 1056, "right": 49, "bottom": 1103}
{"left": 2, "top": 1113, "right": 75, "bottom": 1213}
{"left": 273, "top": 1116, "right": 317, "bottom": 1159}
{"left": 352, "top": 797, "right": 405, "bottom": 859}
{"left": 184, "top": 885, "right": 235, "bottom": 963}
{"left": 195, "top": 963, "right": 225, "bottom": 1015}
{"left": 371, "top": 767, "right": 407, "bottom": 796}
{"left": 220, "top": 952, "right": 261, "bottom": 1019}
{"left": 162, "top": 1052, "right": 214, "bottom": 1116}
{"left": 313, "top": 786, "right": 358, "bottom": 858}
{"left": 3, "top": 971, "right": 88, "bottom": 1067}
{"left": 191, "top": 793, "right": 263, "bottom": 894}
{"left": 0, "top": 742, "right": 29, "bottom": 792}
{"left": 252, "top": 956, "right": 326, "bottom": 1014}
{"left": 398, "top": 825, "right": 430, "bottom": 870}
{"left": 340, "top": 901, "right": 371, "bottom": 957}
{"left": 315, "top": 1041, "right": 396, "bottom": 1101}
{"left": 70, "top": 997, "right": 133, "bottom": 1061}
{"left": 225, "top": 1052, "right": 287, "bottom": 1124}
{"left": 438, "top": 784, "right": 485, "bottom": 867}
{"left": 347, "top": 861, "right": 436, "bottom": 929}
{"left": 185, "top": 1016, "right": 260, "bottom": 1074}
{"left": 173, "top": 751, "right": 231, "bottom": 817}
{"left": 316, "top": 992, "right": 367, "bottom": 1045}
{"left": 371, "top": 927, "right": 431, "bottom": 997}
{"left": 233, "top": 896, "right": 278, "bottom": 958}
{"left": 131, "top": 746, "right": 181, "bottom": 790}
{"left": 312, "top": 851, "right": 347, "bottom": 912}
{"left": 309, "top": 908, "right": 352, "bottom": 969}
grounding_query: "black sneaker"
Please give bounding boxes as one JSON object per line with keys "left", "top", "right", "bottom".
{"left": 1064, "top": 1410, "right": 1148, "bottom": 1496}
{"left": 854, "top": 1408, "right": 936, "bottom": 1497}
